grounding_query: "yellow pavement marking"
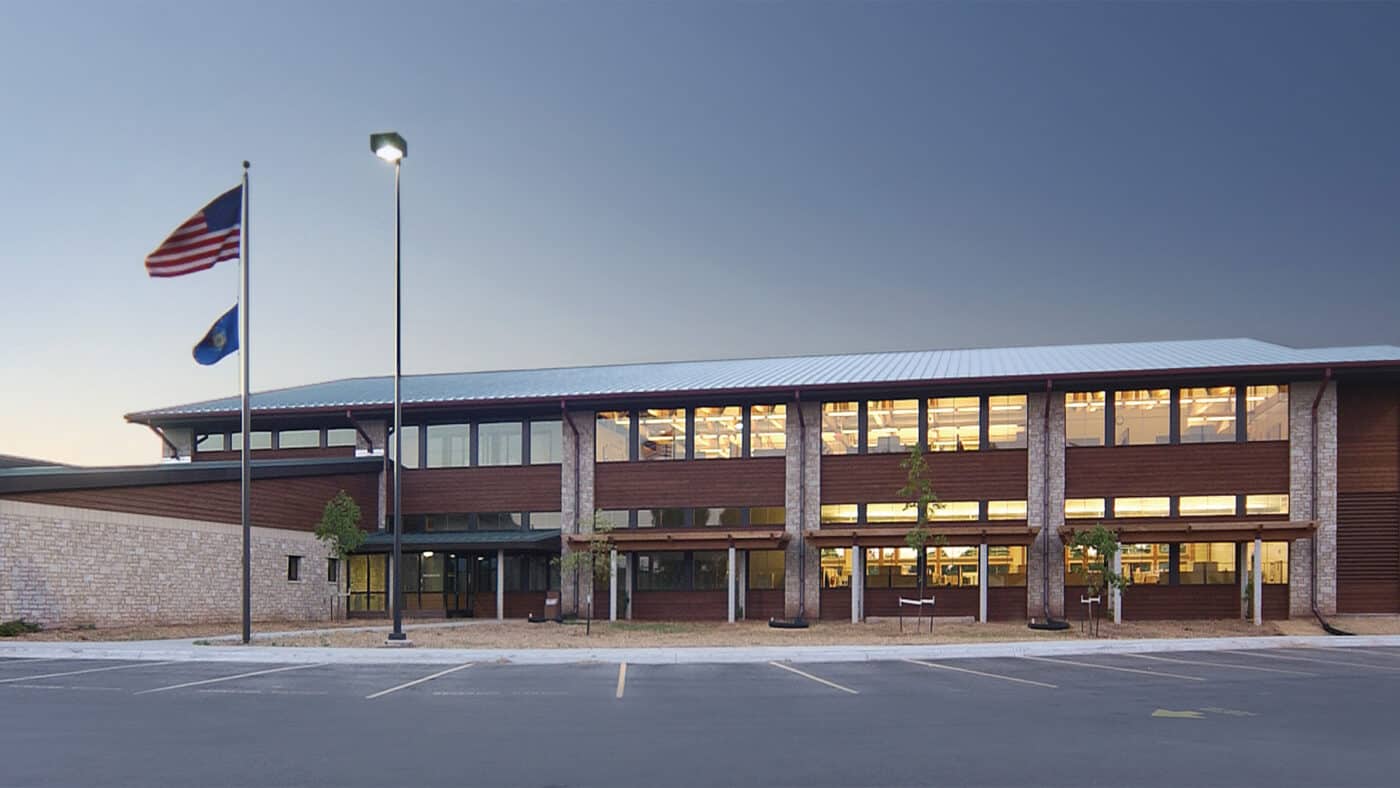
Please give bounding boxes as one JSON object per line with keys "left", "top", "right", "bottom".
{"left": 0, "top": 660, "right": 178, "bottom": 685}
{"left": 1231, "top": 650, "right": 1400, "bottom": 672}
{"left": 365, "top": 663, "right": 474, "bottom": 699}
{"left": 135, "top": 663, "right": 324, "bottom": 695}
{"left": 616, "top": 662, "right": 627, "bottom": 699}
{"left": 1020, "top": 655, "right": 1205, "bottom": 681}
{"left": 768, "top": 662, "right": 859, "bottom": 695}
{"left": 902, "top": 659, "right": 1057, "bottom": 689}
{"left": 1152, "top": 709, "right": 1204, "bottom": 719}
{"left": 1124, "top": 653, "right": 1316, "bottom": 676}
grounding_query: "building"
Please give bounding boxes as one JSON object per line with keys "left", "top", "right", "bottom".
{"left": 3, "top": 337, "right": 1399, "bottom": 628}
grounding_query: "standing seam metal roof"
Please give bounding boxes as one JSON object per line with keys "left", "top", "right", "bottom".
{"left": 127, "top": 338, "right": 1400, "bottom": 420}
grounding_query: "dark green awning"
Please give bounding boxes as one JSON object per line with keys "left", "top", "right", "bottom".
{"left": 357, "top": 529, "right": 560, "bottom": 553}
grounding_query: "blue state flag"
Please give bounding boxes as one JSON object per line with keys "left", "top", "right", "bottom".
{"left": 193, "top": 305, "right": 239, "bottom": 365}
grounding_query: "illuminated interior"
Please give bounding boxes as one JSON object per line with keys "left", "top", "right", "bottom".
{"left": 821, "top": 402, "right": 860, "bottom": 455}
{"left": 692, "top": 406, "right": 742, "bottom": 459}
{"left": 1113, "top": 497, "right": 1170, "bottom": 518}
{"left": 1067, "top": 543, "right": 1169, "bottom": 585}
{"left": 928, "top": 396, "right": 979, "bottom": 451}
{"left": 1114, "top": 389, "right": 1171, "bottom": 445}
{"left": 988, "top": 395, "right": 1027, "bottom": 449}
{"left": 596, "top": 411, "right": 630, "bottom": 462}
{"left": 1180, "top": 386, "right": 1236, "bottom": 443}
{"left": 987, "top": 500, "right": 1027, "bottom": 520}
{"left": 866, "top": 502, "right": 917, "bottom": 523}
{"left": 866, "top": 399, "right": 919, "bottom": 453}
{"left": 820, "top": 547, "right": 851, "bottom": 588}
{"left": 1065, "top": 391, "right": 1106, "bottom": 447}
{"left": 638, "top": 408, "right": 686, "bottom": 460}
{"left": 1245, "top": 494, "right": 1289, "bottom": 515}
{"left": 1178, "top": 495, "right": 1237, "bottom": 517}
{"left": 1065, "top": 498, "right": 1107, "bottom": 519}
{"left": 749, "top": 404, "right": 787, "bottom": 457}
{"left": 1246, "top": 385, "right": 1288, "bottom": 441}
{"left": 820, "top": 504, "right": 859, "bottom": 524}
{"left": 1247, "top": 542, "right": 1289, "bottom": 583}
{"left": 931, "top": 501, "right": 981, "bottom": 521}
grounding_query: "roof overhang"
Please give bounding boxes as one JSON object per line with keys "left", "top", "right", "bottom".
{"left": 0, "top": 456, "right": 383, "bottom": 495}
{"left": 566, "top": 527, "right": 789, "bottom": 551}
{"left": 359, "top": 529, "right": 560, "bottom": 553}
{"left": 806, "top": 525, "right": 1040, "bottom": 547}
{"left": 1058, "top": 519, "right": 1317, "bottom": 544}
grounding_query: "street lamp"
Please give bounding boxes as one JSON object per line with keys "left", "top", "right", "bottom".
{"left": 371, "top": 130, "right": 408, "bottom": 642}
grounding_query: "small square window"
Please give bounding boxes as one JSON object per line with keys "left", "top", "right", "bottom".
{"left": 327, "top": 558, "right": 339, "bottom": 583}
{"left": 287, "top": 555, "right": 302, "bottom": 582}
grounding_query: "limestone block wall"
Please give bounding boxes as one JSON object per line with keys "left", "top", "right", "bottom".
{"left": 784, "top": 399, "right": 821, "bottom": 619}
{"left": 0, "top": 499, "right": 340, "bottom": 628}
{"left": 560, "top": 409, "right": 596, "bottom": 615}
{"left": 1289, "top": 380, "right": 1338, "bottom": 616}
{"left": 1026, "top": 390, "right": 1066, "bottom": 619}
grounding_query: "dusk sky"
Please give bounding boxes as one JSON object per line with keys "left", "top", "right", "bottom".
{"left": 2, "top": 1, "right": 1397, "bottom": 466}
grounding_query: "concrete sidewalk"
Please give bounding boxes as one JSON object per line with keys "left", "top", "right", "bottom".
{"left": 3, "top": 632, "right": 1399, "bottom": 666}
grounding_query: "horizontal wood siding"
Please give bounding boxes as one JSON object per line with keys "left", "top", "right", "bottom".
{"left": 631, "top": 591, "right": 728, "bottom": 620}
{"left": 1337, "top": 492, "right": 1400, "bottom": 613}
{"left": 1065, "top": 442, "right": 1288, "bottom": 497}
{"left": 195, "top": 447, "right": 356, "bottom": 462}
{"left": 819, "top": 588, "right": 853, "bottom": 621}
{"left": 399, "top": 465, "right": 562, "bottom": 513}
{"left": 472, "top": 592, "right": 549, "bottom": 619}
{"left": 596, "top": 458, "right": 784, "bottom": 508}
{"left": 1065, "top": 584, "right": 1285, "bottom": 620}
{"left": 1263, "top": 584, "right": 1290, "bottom": 620}
{"left": 820, "top": 451, "right": 1027, "bottom": 503}
{"left": 865, "top": 587, "right": 978, "bottom": 617}
{"left": 1337, "top": 384, "right": 1400, "bottom": 494}
{"left": 744, "top": 589, "right": 784, "bottom": 620}
{"left": 988, "top": 586, "right": 1028, "bottom": 621}
{"left": 5, "top": 473, "right": 379, "bottom": 533}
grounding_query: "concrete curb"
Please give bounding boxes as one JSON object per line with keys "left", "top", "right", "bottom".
{"left": 3, "top": 634, "right": 1399, "bottom": 666}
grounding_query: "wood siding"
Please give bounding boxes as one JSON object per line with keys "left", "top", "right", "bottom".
{"left": 1336, "top": 385, "right": 1400, "bottom": 613}
{"left": 988, "top": 587, "right": 1028, "bottom": 621}
{"left": 819, "top": 588, "right": 852, "bottom": 621}
{"left": 472, "top": 592, "right": 549, "bottom": 619}
{"left": 4, "top": 473, "right": 379, "bottom": 533}
{"left": 1337, "top": 384, "right": 1400, "bottom": 494}
{"left": 1065, "top": 584, "right": 1288, "bottom": 620}
{"left": 1065, "top": 442, "right": 1289, "bottom": 497}
{"left": 865, "top": 587, "right": 978, "bottom": 617}
{"left": 398, "top": 465, "right": 562, "bottom": 513}
{"left": 745, "top": 589, "right": 784, "bottom": 620}
{"left": 820, "top": 451, "right": 1027, "bottom": 503}
{"left": 631, "top": 591, "right": 729, "bottom": 620}
{"left": 596, "top": 458, "right": 784, "bottom": 509}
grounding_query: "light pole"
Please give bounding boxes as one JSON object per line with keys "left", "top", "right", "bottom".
{"left": 371, "top": 131, "right": 408, "bottom": 642}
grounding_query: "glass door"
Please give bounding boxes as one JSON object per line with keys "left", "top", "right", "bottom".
{"left": 444, "top": 554, "right": 474, "bottom": 617}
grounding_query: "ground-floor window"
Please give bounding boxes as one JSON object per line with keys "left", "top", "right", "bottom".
{"left": 1179, "top": 543, "right": 1236, "bottom": 585}
{"left": 1066, "top": 543, "right": 1170, "bottom": 585}
{"left": 820, "top": 548, "right": 852, "bottom": 588}
{"left": 1064, "top": 542, "right": 1288, "bottom": 588}
{"left": 347, "top": 554, "right": 387, "bottom": 611}
{"left": 748, "top": 550, "right": 785, "bottom": 589}
{"left": 986, "top": 546, "right": 1027, "bottom": 587}
{"left": 1248, "top": 542, "right": 1289, "bottom": 584}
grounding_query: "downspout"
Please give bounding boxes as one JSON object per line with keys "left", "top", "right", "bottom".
{"left": 563, "top": 399, "right": 581, "bottom": 619}
{"left": 1030, "top": 378, "right": 1069, "bottom": 630}
{"left": 148, "top": 425, "right": 182, "bottom": 460}
{"left": 1310, "top": 368, "right": 1351, "bottom": 636}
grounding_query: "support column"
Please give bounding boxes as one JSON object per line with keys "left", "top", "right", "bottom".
{"left": 784, "top": 399, "right": 822, "bottom": 619}
{"left": 1111, "top": 545, "right": 1122, "bottom": 624}
{"left": 1289, "top": 380, "right": 1337, "bottom": 617}
{"left": 495, "top": 548, "right": 505, "bottom": 620}
{"left": 1253, "top": 536, "right": 1264, "bottom": 626}
{"left": 738, "top": 551, "right": 748, "bottom": 620}
{"left": 1239, "top": 543, "right": 1249, "bottom": 619}
{"left": 1027, "top": 391, "right": 1066, "bottom": 620}
{"left": 851, "top": 546, "right": 863, "bottom": 623}
{"left": 978, "top": 542, "right": 989, "bottom": 623}
{"left": 561, "top": 408, "right": 596, "bottom": 616}
{"left": 725, "top": 546, "right": 736, "bottom": 623}
{"left": 609, "top": 548, "right": 619, "bottom": 622}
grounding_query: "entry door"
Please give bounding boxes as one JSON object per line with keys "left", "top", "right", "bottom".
{"left": 444, "top": 555, "right": 474, "bottom": 617}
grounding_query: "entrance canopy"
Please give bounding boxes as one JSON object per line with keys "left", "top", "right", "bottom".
{"left": 805, "top": 525, "right": 1039, "bottom": 548}
{"left": 358, "top": 529, "right": 560, "bottom": 553}
{"left": 565, "top": 527, "right": 789, "bottom": 552}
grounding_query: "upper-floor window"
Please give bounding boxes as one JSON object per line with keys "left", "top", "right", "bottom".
{"left": 1180, "top": 386, "right": 1236, "bottom": 443}
{"left": 1065, "top": 392, "right": 1106, "bottom": 447}
{"left": 528, "top": 511, "right": 562, "bottom": 530}
{"left": 822, "top": 402, "right": 859, "bottom": 455}
{"left": 478, "top": 422, "right": 522, "bottom": 466}
{"left": 229, "top": 431, "right": 273, "bottom": 451}
{"left": 749, "top": 405, "right": 786, "bottom": 457}
{"left": 749, "top": 506, "right": 786, "bottom": 526}
{"left": 1114, "top": 389, "right": 1171, "bottom": 446}
{"left": 278, "top": 429, "right": 320, "bottom": 449}
{"left": 1179, "top": 495, "right": 1237, "bottom": 517}
{"left": 638, "top": 408, "right": 686, "bottom": 460}
{"left": 693, "top": 406, "right": 742, "bottom": 459}
{"left": 987, "top": 500, "right": 1028, "bottom": 520}
{"left": 927, "top": 396, "right": 979, "bottom": 452}
{"left": 196, "top": 433, "right": 225, "bottom": 452}
{"left": 326, "top": 428, "right": 357, "bottom": 448}
{"left": 820, "top": 504, "right": 859, "bottom": 524}
{"left": 389, "top": 425, "right": 419, "bottom": 469}
{"left": 529, "top": 421, "right": 563, "bottom": 464}
{"left": 1065, "top": 498, "right": 1107, "bottom": 519}
{"left": 866, "top": 399, "right": 919, "bottom": 453}
{"left": 930, "top": 501, "right": 981, "bottom": 521}
{"left": 1113, "top": 496, "right": 1171, "bottom": 518}
{"left": 1247, "top": 385, "right": 1288, "bottom": 441}
{"left": 425, "top": 424, "right": 469, "bottom": 468}
{"left": 1245, "top": 494, "right": 1289, "bottom": 515}
{"left": 988, "top": 395, "right": 1027, "bottom": 449}
{"left": 866, "top": 502, "right": 917, "bottom": 523}
{"left": 596, "top": 411, "right": 631, "bottom": 462}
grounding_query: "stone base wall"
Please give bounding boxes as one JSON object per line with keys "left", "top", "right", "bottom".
{"left": 0, "top": 500, "right": 340, "bottom": 628}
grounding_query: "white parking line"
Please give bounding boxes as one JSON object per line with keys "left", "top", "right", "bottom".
{"left": 1305, "top": 646, "right": 1400, "bottom": 662}
{"left": 769, "top": 661, "right": 859, "bottom": 695}
{"left": 1124, "top": 653, "right": 1316, "bottom": 676}
{"left": 0, "top": 660, "right": 177, "bottom": 685}
{"left": 903, "top": 658, "right": 1058, "bottom": 689}
{"left": 1235, "top": 649, "right": 1400, "bottom": 672}
{"left": 197, "top": 688, "right": 330, "bottom": 696}
{"left": 365, "top": 663, "right": 474, "bottom": 699}
{"left": 616, "top": 662, "right": 627, "bottom": 699}
{"left": 7, "top": 684, "right": 125, "bottom": 692}
{"left": 1020, "top": 655, "right": 1205, "bottom": 681}
{"left": 134, "top": 663, "right": 324, "bottom": 695}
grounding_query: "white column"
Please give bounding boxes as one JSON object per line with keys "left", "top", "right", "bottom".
{"left": 609, "top": 548, "right": 619, "bottom": 622}
{"left": 851, "top": 546, "right": 863, "bottom": 623}
{"left": 495, "top": 548, "right": 505, "bottom": 620}
{"left": 978, "top": 542, "right": 989, "bottom": 624}
{"left": 1239, "top": 543, "right": 1249, "bottom": 619}
{"left": 727, "top": 546, "right": 737, "bottom": 623}
{"left": 1253, "top": 536, "right": 1264, "bottom": 626}
{"left": 1111, "top": 545, "right": 1122, "bottom": 624}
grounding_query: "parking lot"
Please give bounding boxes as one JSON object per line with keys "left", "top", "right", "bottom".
{"left": 3, "top": 645, "right": 1399, "bottom": 787}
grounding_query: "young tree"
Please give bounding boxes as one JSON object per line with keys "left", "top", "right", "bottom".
{"left": 1069, "top": 524, "right": 1128, "bottom": 636}
{"left": 313, "top": 490, "right": 365, "bottom": 619}
{"left": 557, "top": 510, "right": 616, "bottom": 635}
{"left": 899, "top": 445, "right": 943, "bottom": 630}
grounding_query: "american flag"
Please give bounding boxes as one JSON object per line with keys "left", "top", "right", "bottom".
{"left": 144, "top": 185, "right": 242, "bottom": 277}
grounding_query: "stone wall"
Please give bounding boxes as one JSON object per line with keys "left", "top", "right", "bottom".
{"left": 783, "top": 400, "right": 821, "bottom": 619}
{"left": 560, "top": 409, "right": 596, "bottom": 615}
{"left": 0, "top": 499, "right": 339, "bottom": 628}
{"left": 1026, "top": 390, "right": 1066, "bottom": 619}
{"left": 1289, "top": 380, "right": 1338, "bottom": 616}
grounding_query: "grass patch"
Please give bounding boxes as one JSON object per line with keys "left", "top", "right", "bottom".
{"left": 0, "top": 619, "right": 42, "bottom": 637}
{"left": 608, "top": 622, "right": 697, "bottom": 635}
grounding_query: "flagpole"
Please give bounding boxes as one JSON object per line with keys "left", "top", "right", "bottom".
{"left": 239, "top": 161, "right": 252, "bottom": 645}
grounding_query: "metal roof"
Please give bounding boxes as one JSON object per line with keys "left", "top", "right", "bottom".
{"left": 0, "top": 456, "right": 382, "bottom": 494}
{"left": 127, "top": 338, "right": 1400, "bottom": 421}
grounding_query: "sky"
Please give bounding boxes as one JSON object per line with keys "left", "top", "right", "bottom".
{"left": 1, "top": 1, "right": 1397, "bottom": 466}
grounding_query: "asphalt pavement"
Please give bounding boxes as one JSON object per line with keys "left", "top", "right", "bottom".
{"left": 2, "top": 645, "right": 1398, "bottom": 787}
